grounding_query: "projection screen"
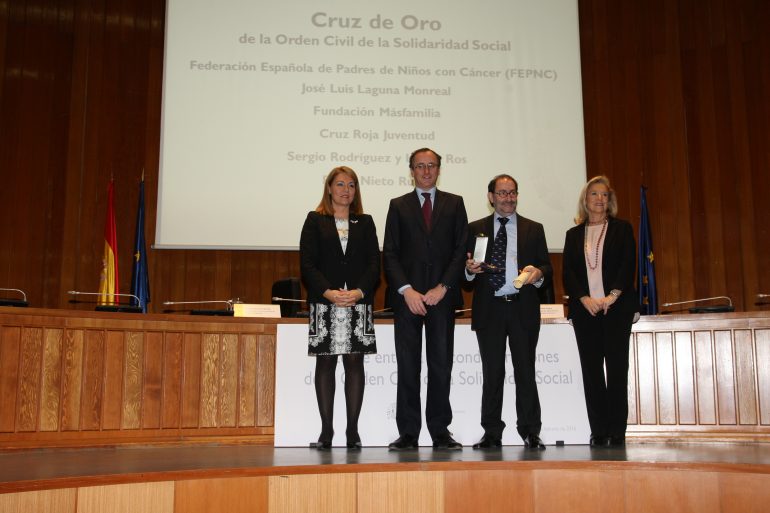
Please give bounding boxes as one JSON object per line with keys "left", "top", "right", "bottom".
{"left": 157, "top": 0, "right": 586, "bottom": 251}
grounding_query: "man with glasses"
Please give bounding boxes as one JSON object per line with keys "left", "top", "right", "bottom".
{"left": 383, "top": 147, "right": 468, "bottom": 451}
{"left": 464, "top": 174, "right": 552, "bottom": 450}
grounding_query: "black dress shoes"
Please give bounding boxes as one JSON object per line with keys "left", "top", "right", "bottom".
{"left": 472, "top": 435, "right": 502, "bottom": 449}
{"left": 607, "top": 435, "right": 625, "bottom": 447}
{"left": 388, "top": 434, "right": 418, "bottom": 451}
{"left": 433, "top": 434, "right": 463, "bottom": 451}
{"left": 523, "top": 433, "right": 546, "bottom": 450}
{"left": 589, "top": 435, "right": 609, "bottom": 448}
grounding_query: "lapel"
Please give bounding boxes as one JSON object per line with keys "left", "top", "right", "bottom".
{"left": 601, "top": 217, "right": 617, "bottom": 262}
{"left": 322, "top": 214, "right": 346, "bottom": 257}
{"left": 483, "top": 215, "right": 496, "bottom": 261}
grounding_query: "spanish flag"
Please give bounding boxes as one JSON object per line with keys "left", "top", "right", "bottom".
{"left": 98, "top": 180, "right": 119, "bottom": 305}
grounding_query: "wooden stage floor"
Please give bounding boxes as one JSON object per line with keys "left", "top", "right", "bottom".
{"left": 1, "top": 442, "right": 769, "bottom": 493}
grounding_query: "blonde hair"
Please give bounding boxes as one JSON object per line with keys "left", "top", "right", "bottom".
{"left": 316, "top": 166, "right": 364, "bottom": 216}
{"left": 574, "top": 175, "right": 618, "bottom": 224}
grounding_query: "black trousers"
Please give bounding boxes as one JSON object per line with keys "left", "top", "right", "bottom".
{"left": 475, "top": 297, "right": 542, "bottom": 439}
{"left": 393, "top": 299, "right": 455, "bottom": 440}
{"left": 571, "top": 308, "right": 634, "bottom": 438}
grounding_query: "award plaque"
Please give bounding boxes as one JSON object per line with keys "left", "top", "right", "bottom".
{"left": 473, "top": 235, "right": 505, "bottom": 273}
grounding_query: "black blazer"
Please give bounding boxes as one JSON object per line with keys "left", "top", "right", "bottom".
{"left": 562, "top": 216, "right": 639, "bottom": 317}
{"left": 466, "top": 213, "right": 553, "bottom": 331}
{"left": 383, "top": 190, "right": 468, "bottom": 308}
{"left": 299, "top": 211, "right": 380, "bottom": 304}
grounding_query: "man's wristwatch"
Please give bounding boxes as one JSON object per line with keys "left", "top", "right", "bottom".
{"left": 440, "top": 283, "right": 451, "bottom": 290}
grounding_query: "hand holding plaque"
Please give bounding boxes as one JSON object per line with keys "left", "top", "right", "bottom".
{"left": 472, "top": 235, "right": 505, "bottom": 273}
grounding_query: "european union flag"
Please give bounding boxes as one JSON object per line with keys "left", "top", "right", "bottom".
{"left": 131, "top": 178, "right": 150, "bottom": 313}
{"left": 638, "top": 186, "right": 657, "bottom": 315}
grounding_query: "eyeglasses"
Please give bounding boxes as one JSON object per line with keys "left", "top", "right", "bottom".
{"left": 413, "top": 163, "right": 438, "bottom": 171}
{"left": 494, "top": 190, "right": 518, "bottom": 197}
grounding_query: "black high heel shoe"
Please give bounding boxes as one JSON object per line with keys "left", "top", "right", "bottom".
{"left": 313, "top": 431, "right": 333, "bottom": 450}
{"left": 346, "top": 431, "right": 362, "bottom": 450}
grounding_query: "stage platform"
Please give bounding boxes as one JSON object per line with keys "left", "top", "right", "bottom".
{"left": 1, "top": 442, "right": 769, "bottom": 512}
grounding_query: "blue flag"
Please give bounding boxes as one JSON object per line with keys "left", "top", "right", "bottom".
{"left": 638, "top": 186, "right": 657, "bottom": 315}
{"left": 130, "top": 179, "right": 150, "bottom": 312}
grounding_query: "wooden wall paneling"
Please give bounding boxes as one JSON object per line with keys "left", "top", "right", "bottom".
{"left": 60, "top": 329, "right": 84, "bottom": 431}
{"left": 719, "top": 473, "right": 770, "bottom": 513}
{"left": 17, "top": 327, "right": 43, "bottom": 432}
{"left": 674, "top": 331, "right": 696, "bottom": 425}
{"left": 694, "top": 330, "right": 717, "bottom": 425}
{"left": 77, "top": 481, "right": 174, "bottom": 513}
{"left": 444, "top": 469, "right": 533, "bottom": 513}
{"left": 624, "top": 469, "right": 720, "bottom": 513}
{"left": 269, "top": 473, "right": 357, "bottom": 513}
{"left": 723, "top": 14, "right": 760, "bottom": 311}
{"left": 200, "top": 333, "right": 221, "bottom": 427}
{"left": 238, "top": 334, "right": 257, "bottom": 427}
{"left": 161, "top": 332, "right": 183, "bottom": 428}
{"left": 756, "top": 329, "right": 770, "bottom": 425}
{"left": 635, "top": 331, "right": 657, "bottom": 424}
{"left": 0, "top": 326, "right": 21, "bottom": 432}
{"left": 142, "top": 330, "right": 164, "bottom": 429}
{"left": 257, "top": 333, "right": 275, "bottom": 426}
{"left": 713, "top": 330, "right": 737, "bottom": 424}
{"left": 80, "top": 330, "right": 105, "bottom": 431}
{"left": 627, "top": 333, "right": 639, "bottom": 425}
{"left": 174, "top": 477, "right": 269, "bottom": 513}
{"left": 39, "top": 328, "right": 63, "bottom": 432}
{"left": 0, "top": 487, "right": 77, "bottom": 513}
{"left": 219, "top": 333, "right": 238, "bottom": 427}
{"left": 357, "top": 471, "right": 443, "bottom": 513}
{"left": 533, "top": 469, "right": 624, "bottom": 513}
{"left": 733, "top": 329, "right": 758, "bottom": 425}
{"left": 122, "top": 331, "right": 144, "bottom": 430}
{"left": 654, "top": 331, "right": 677, "bottom": 424}
{"left": 101, "top": 330, "right": 124, "bottom": 430}
{"left": 180, "top": 333, "right": 202, "bottom": 428}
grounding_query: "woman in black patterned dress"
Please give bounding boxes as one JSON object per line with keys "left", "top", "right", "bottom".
{"left": 300, "top": 166, "right": 380, "bottom": 449}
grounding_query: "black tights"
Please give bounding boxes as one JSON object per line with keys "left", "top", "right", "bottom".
{"left": 315, "top": 353, "right": 365, "bottom": 442}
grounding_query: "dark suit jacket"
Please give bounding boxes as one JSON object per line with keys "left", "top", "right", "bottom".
{"left": 299, "top": 211, "right": 380, "bottom": 305}
{"left": 383, "top": 190, "right": 468, "bottom": 308}
{"left": 466, "top": 213, "right": 553, "bottom": 331}
{"left": 562, "top": 216, "right": 638, "bottom": 317}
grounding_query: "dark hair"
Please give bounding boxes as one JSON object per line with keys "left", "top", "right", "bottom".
{"left": 487, "top": 174, "right": 518, "bottom": 194}
{"left": 316, "top": 166, "right": 364, "bottom": 216}
{"left": 409, "top": 148, "right": 442, "bottom": 169}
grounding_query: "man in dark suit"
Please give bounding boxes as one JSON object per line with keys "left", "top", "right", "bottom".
{"left": 383, "top": 148, "right": 468, "bottom": 451}
{"left": 465, "top": 174, "right": 552, "bottom": 450}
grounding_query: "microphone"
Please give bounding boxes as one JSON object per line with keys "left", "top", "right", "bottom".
{"left": 271, "top": 297, "right": 306, "bottom": 303}
{"left": 67, "top": 291, "right": 143, "bottom": 313}
{"left": 162, "top": 298, "right": 242, "bottom": 316}
{"left": 0, "top": 288, "right": 28, "bottom": 307}
{"left": 661, "top": 296, "right": 734, "bottom": 314}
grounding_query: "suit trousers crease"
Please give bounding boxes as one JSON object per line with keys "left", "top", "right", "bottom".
{"left": 475, "top": 299, "right": 542, "bottom": 439}
{"left": 393, "top": 300, "right": 455, "bottom": 439}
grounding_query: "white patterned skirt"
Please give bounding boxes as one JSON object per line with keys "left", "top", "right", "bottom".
{"left": 308, "top": 303, "right": 377, "bottom": 356}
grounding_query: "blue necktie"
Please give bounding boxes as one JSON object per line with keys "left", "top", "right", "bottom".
{"left": 489, "top": 217, "right": 508, "bottom": 291}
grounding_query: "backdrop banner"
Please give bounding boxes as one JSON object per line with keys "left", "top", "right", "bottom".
{"left": 275, "top": 322, "right": 591, "bottom": 447}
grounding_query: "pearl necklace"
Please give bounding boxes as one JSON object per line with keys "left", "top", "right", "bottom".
{"left": 584, "top": 219, "right": 607, "bottom": 270}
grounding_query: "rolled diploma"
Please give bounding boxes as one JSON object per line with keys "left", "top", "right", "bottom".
{"left": 513, "top": 270, "right": 531, "bottom": 289}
